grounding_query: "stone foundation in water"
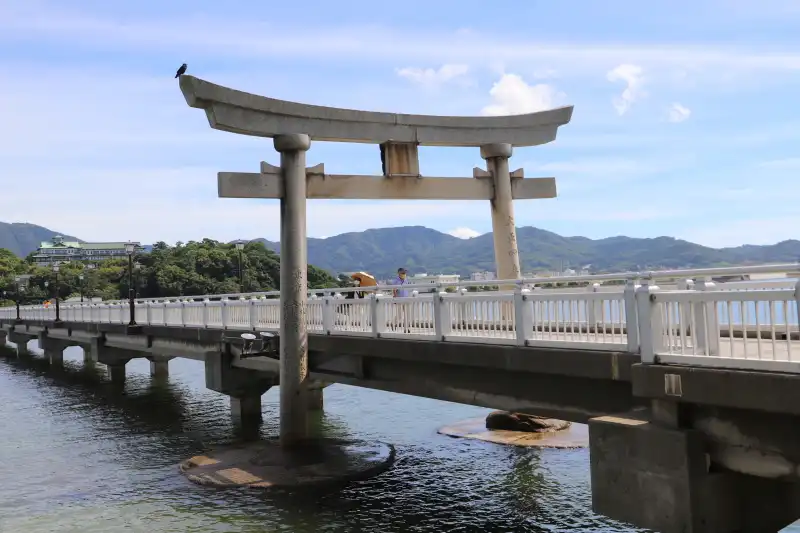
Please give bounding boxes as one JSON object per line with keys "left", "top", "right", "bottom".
{"left": 485, "top": 411, "right": 572, "bottom": 433}
{"left": 439, "top": 412, "right": 587, "bottom": 449}
{"left": 179, "top": 438, "right": 396, "bottom": 488}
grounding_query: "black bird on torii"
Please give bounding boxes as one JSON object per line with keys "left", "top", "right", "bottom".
{"left": 175, "top": 63, "right": 187, "bottom": 78}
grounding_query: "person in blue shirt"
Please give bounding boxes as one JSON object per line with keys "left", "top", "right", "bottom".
{"left": 392, "top": 268, "right": 411, "bottom": 332}
{"left": 392, "top": 267, "right": 410, "bottom": 298}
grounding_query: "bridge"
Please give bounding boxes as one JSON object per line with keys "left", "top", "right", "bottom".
{"left": 3, "top": 264, "right": 800, "bottom": 532}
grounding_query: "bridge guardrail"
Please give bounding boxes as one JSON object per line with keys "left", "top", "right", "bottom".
{"left": 2, "top": 278, "right": 799, "bottom": 372}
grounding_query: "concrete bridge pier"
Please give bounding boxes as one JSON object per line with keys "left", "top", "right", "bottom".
{"left": 308, "top": 381, "right": 330, "bottom": 411}
{"left": 590, "top": 402, "right": 800, "bottom": 532}
{"left": 0, "top": 330, "right": 7, "bottom": 347}
{"left": 206, "top": 347, "right": 277, "bottom": 433}
{"left": 91, "top": 342, "right": 139, "bottom": 385}
{"left": 147, "top": 356, "right": 173, "bottom": 379}
{"left": 38, "top": 333, "right": 72, "bottom": 367}
{"left": 8, "top": 332, "right": 31, "bottom": 357}
{"left": 82, "top": 346, "right": 94, "bottom": 367}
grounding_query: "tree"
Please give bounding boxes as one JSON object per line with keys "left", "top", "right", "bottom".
{"left": 0, "top": 240, "right": 340, "bottom": 302}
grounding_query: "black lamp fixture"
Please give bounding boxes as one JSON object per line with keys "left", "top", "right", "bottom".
{"left": 52, "top": 263, "right": 62, "bottom": 325}
{"left": 235, "top": 240, "right": 245, "bottom": 292}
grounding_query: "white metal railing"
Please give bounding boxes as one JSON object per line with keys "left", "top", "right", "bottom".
{"left": 2, "top": 290, "right": 631, "bottom": 351}
{"left": 72, "top": 262, "right": 800, "bottom": 306}
{"left": 637, "top": 281, "right": 800, "bottom": 373}
{"left": 2, "top": 275, "right": 800, "bottom": 373}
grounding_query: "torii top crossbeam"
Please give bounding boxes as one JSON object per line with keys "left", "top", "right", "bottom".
{"left": 179, "top": 75, "right": 573, "bottom": 147}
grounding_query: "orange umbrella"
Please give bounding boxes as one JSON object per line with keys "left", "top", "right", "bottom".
{"left": 351, "top": 272, "right": 377, "bottom": 287}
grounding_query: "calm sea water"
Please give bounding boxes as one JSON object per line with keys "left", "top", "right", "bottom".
{"left": 0, "top": 342, "right": 797, "bottom": 532}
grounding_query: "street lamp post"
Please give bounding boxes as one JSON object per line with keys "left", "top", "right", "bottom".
{"left": 79, "top": 273, "right": 85, "bottom": 303}
{"left": 53, "top": 264, "right": 62, "bottom": 324}
{"left": 125, "top": 242, "right": 139, "bottom": 333}
{"left": 14, "top": 276, "right": 24, "bottom": 323}
{"left": 235, "top": 241, "right": 245, "bottom": 292}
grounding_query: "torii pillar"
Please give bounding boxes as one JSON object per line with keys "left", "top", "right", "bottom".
{"left": 481, "top": 143, "right": 521, "bottom": 284}
{"left": 178, "top": 75, "right": 573, "bottom": 448}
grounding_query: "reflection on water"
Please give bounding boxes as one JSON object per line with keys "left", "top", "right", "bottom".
{"left": 4, "top": 342, "right": 791, "bottom": 532}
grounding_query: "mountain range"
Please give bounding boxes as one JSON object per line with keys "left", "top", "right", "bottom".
{"left": 3, "top": 221, "right": 798, "bottom": 279}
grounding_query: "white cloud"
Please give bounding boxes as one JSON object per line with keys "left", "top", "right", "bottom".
{"left": 606, "top": 64, "right": 645, "bottom": 115}
{"left": 448, "top": 227, "right": 481, "bottom": 239}
{"left": 396, "top": 64, "right": 469, "bottom": 86}
{"left": 759, "top": 157, "right": 800, "bottom": 170}
{"left": 481, "top": 73, "right": 564, "bottom": 116}
{"left": 668, "top": 102, "right": 692, "bottom": 123}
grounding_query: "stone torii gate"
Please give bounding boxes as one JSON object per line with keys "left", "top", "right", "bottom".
{"left": 178, "top": 75, "right": 573, "bottom": 448}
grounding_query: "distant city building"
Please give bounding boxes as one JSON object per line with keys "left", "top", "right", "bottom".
{"left": 32, "top": 235, "right": 144, "bottom": 267}
{"left": 533, "top": 268, "right": 591, "bottom": 278}
{"left": 407, "top": 273, "right": 461, "bottom": 292}
{"left": 470, "top": 271, "right": 496, "bottom": 282}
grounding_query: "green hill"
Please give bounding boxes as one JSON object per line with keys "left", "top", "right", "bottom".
{"left": 3, "top": 221, "right": 797, "bottom": 279}
{"left": 0, "top": 222, "right": 79, "bottom": 257}
{"left": 257, "top": 226, "right": 800, "bottom": 278}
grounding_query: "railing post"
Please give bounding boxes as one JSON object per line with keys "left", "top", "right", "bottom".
{"left": 693, "top": 278, "right": 719, "bottom": 356}
{"left": 676, "top": 278, "right": 694, "bottom": 337}
{"left": 433, "top": 291, "right": 452, "bottom": 340}
{"left": 587, "top": 283, "right": 601, "bottom": 331}
{"left": 370, "top": 293, "right": 386, "bottom": 337}
{"left": 635, "top": 280, "right": 662, "bottom": 363}
{"left": 202, "top": 299, "right": 210, "bottom": 327}
{"left": 221, "top": 298, "right": 229, "bottom": 329}
{"left": 248, "top": 297, "right": 257, "bottom": 330}
{"left": 322, "top": 296, "right": 334, "bottom": 334}
{"left": 514, "top": 288, "right": 532, "bottom": 346}
{"left": 795, "top": 280, "right": 800, "bottom": 335}
{"left": 623, "top": 279, "right": 641, "bottom": 352}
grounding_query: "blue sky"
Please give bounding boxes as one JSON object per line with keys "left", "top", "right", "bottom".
{"left": 1, "top": 0, "right": 799, "bottom": 248}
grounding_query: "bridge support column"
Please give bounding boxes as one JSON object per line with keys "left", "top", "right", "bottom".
{"left": 107, "top": 363, "right": 127, "bottom": 384}
{"left": 480, "top": 143, "right": 521, "bottom": 288}
{"left": 82, "top": 346, "right": 94, "bottom": 366}
{"left": 206, "top": 347, "right": 277, "bottom": 435}
{"left": 0, "top": 330, "right": 7, "bottom": 347}
{"left": 147, "top": 356, "right": 173, "bottom": 379}
{"left": 589, "top": 411, "right": 800, "bottom": 532}
{"left": 230, "top": 395, "right": 262, "bottom": 424}
{"left": 275, "top": 133, "right": 312, "bottom": 448}
{"left": 39, "top": 334, "right": 69, "bottom": 368}
{"left": 307, "top": 381, "right": 330, "bottom": 412}
{"left": 91, "top": 342, "right": 138, "bottom": 384}
{"left": 8, "top": 332, "right": 30, "bottom": 357}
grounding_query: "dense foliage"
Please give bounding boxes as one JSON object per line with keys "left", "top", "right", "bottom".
{"left": 0, "top": 239, "right": 339, "bottom": 306}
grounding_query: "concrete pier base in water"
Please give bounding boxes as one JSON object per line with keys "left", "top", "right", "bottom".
{"left": 179, "top": 438, "right": 395, "bottom": 489}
